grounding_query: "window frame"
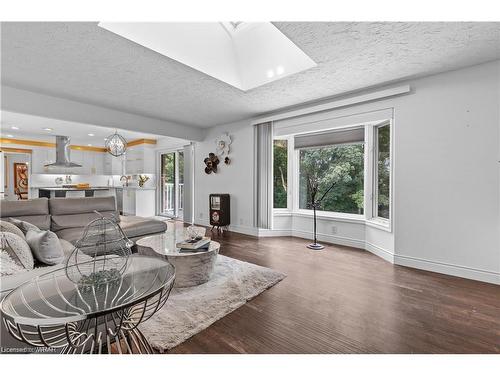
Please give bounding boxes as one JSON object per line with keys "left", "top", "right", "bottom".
{"left": 366, "top": 120, "right": 392, "bottom": 231}
{"left": 272, "top": 135, "right": 293, "bottom": 212}
{"left": 295, "top": 141, "right": 366, "bottom": 217}
{"left": 271, "top": 120, "right": 393, "bottom": 233}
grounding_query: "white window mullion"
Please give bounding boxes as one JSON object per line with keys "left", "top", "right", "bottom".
{"left": 364, "top": 125, "right": 374, "bottom": 220}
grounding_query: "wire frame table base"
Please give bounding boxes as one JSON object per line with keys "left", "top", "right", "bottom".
{"left": 2, "top": 282, "right": 172, "bottom": 354}
{"left": 1, "top": 256, "right": 175, "bottom": 354}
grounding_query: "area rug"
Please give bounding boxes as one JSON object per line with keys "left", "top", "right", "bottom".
{"left": 140, "top": 255, "right": 286, "bottom": 352}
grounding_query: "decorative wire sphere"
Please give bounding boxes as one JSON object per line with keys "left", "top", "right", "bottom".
{"left": 65, "top": 214, "right": 133, "bottom": 287}
{"left": 105, "top": 131, "right": 127, "bottom": 157}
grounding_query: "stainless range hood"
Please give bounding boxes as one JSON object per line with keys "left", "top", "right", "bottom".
{"left": 44, "top": 136, "right": 82, "bottom": 168}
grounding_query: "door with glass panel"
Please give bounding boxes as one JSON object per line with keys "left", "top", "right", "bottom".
{"left": 159, "top": 150, "right": 184, "bottom": 218}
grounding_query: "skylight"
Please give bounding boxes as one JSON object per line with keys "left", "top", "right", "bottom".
{"left": 98, "top": 22, "right": 317, "bottom": 91}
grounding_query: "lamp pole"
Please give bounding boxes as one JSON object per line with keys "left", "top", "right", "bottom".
{"left": 306, "top": 181, "right": 336, "bottom": 251}
{"left": 307, "top": 201, "right": 324, "bottom": 250}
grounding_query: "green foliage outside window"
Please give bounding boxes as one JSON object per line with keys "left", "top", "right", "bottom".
{"left": 161, "top": 153, "right": 175, "bottom": 184}
{"left": 299, "top": 143, "right": 364, "bottom": 214}
{"left": 273, "top": 140, "right": 288, "bottom": 208}
{"left": 377, "top": 125, "right": 390, "bottom": 219}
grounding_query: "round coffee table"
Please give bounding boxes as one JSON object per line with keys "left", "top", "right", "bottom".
{"left": 0, "top": 255, "right": 175, "bottom": 354}
{"left": 136, "top": 227, "right": 219, "bottom": 288}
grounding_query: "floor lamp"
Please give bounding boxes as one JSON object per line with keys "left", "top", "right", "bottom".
{"left": 306, "top": 182, "right": 336, "bottom": 251}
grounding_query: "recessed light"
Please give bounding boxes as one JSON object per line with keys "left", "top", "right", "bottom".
{"left": 87, "top": 144, "right": 92, "bottom": 147}
{"left": 276, "top": 66, "right": 284, "bottom": 75}
{"left": 11, "top": 126, "right": 19, "bottom": 130}
{"left": 88, "top": 133, "right": 95, "bottom": 137}
{"left": 266, "top": 69, "right": 274, "bottom": 78}
{"left": 6, "top": 134, "right": 14, "bottom": 138}
{"left": 43, "top": 128, "right": 53, "bottom": 131}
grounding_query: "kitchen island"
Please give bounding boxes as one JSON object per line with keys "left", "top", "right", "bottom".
{"left": 37, "top": 186, "right": 114, "bottom": 198}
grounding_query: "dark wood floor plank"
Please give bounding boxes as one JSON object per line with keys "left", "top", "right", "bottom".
{"left": 162, "top": 224, "right": 500, "bottom": 354}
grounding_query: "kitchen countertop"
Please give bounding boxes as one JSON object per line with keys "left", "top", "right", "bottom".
{"left": 35, "top": 186, "right": 112, "bottom": 191}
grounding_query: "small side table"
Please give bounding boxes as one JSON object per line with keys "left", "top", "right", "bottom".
{"left": 0, "top": 255, "right": 175, "bottom": 354}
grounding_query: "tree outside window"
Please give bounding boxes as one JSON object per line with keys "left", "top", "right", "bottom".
{"left": 299, "top": 143, "right": 364, "bottom": 214}
{"left": 376, "top": 125, "right": 390, "bottom": 219}
{"left": 273, "top": 139, "right": 288, "bottom": 208}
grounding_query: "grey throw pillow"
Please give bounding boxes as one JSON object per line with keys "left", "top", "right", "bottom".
{"left": 0, "top": 220, "right": 26, "bottom": 240}
{"left": 8, "top": 218, "right": 40, "bottom": 234}
{"left": 25, "top": 229, "right": 64, "bottom": 266}
{"left": 0, "top": 232, "right": 34, "bottom": 270}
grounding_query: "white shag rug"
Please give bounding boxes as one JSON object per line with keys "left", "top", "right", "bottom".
{"left": 140, "top": 255, "right": 286, "bottom": 352}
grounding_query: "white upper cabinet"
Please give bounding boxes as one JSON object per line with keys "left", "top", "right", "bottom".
{"left": 124, "top": 144, "right": 155, "bottom": 174}
{"left": 29, "top": 144, "right": 154, "bottom": 176}
{"left": 104, "top": 153, "right": 124, "bottom": 175}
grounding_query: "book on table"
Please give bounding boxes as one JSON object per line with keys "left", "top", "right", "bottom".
{"left": 176, "top": 237, "right": 211, "bottom": 251}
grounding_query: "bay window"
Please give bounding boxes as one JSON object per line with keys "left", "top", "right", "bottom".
{"left": 374, "top": 123, "right": 391, "bottom": 220}
{"left": 272, "top": 118, "right": 392, "bottom": 228}
{"left": 273, "top": 139, "right": 288, "bottom": 208}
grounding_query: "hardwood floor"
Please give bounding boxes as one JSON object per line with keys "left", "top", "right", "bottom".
{"left": 165, "top": 226, "right": 500, "bottom": 354}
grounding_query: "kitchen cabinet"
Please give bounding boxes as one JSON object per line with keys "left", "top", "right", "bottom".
{"left": 122, "top": 188, "right": 156, "bottom": 217}
{"left": 104, "top": 153, "right": 124, "bottom": 175}
{"left": 124, "top": 144, "right": 155, "bottom": 174}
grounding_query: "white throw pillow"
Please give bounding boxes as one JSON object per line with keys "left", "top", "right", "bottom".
{"left": 0, "top": 232, "right": 34, "bottom": 270}
{"left": 25, "top": 229, "right": 64, "bottom": 266}
{"left": 0, "top": 250, "right": 28, "bottom": 276}
{"left": 0, "top": 220, "right": 26, "bottom": 240}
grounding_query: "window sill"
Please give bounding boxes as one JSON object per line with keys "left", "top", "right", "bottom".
{"left": 272, "top": 210, "right": 392, "bottom": 230}
{"left": 273, "top": 209, "right": 293, "bottom": 217}
{"left": 366, "top": 218, "right": 392, "bottom": 232}
{"left": 293, "top": 210, "right": 365, "bottom": 224}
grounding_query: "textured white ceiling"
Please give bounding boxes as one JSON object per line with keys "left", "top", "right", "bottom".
{"left": 1, "top": 22, "right": 499, "bottom": 128}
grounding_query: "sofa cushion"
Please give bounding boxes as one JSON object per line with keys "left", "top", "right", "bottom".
{"left": 119, "top": 215, "right": 168, "bottom": 239}
{"left": 8, "top": 218, "right": 40, "bottom": 234}
{"left": 55, "top": 227, "right": 85, "bottom": 244}
{"left": 49, "top": 196, "right": 119, "bottom": 232}
{"left": 0, "top": 198, "right": 49, "bottom": 217}
{"left": 49, "top": 196, "right": 117, "bottom": 215}
{"left": 25, "top": 229, "right": 65, "bottom": 266}
{"left": 51, "top": 211, "right": 119, "bottom": 232}
{"left": 0, "top": 198, "right": 51, "bottom": 231}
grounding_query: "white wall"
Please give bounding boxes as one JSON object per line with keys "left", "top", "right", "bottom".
{"left": 193, "top": 120, "right": 255, "bottom": 234}
{"left": 392, "top": 61, "right": 499, "bottom": 283}
{"left": 193, "top": 60, "right": 500, "bottom": 284}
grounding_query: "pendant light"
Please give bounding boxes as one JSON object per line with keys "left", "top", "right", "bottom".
{"left": 105, "top": 131, "right": 127, "bottom": 157}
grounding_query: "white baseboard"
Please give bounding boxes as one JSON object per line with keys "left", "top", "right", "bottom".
{"left": 194, "top": 219, "right": 499, "bottom": 285}
{"left": 365, "top": 242, "right": 395, "bottom": 263}
{"left": 289, "top": 229, "right": 365, "bottom": 249}
{"left": 193, "top": 219, "right": 259, "bottom": 237}
{"left": 394, "top": 254, "right": 500, "bottom": 285}
{"left": 257, "top": 229, "right": 293, "bottom": 237}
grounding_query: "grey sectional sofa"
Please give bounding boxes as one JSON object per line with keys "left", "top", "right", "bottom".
{"left": 0, "top": 196, "right": 167, "bottom": 351}
{"left": 1, "top": 196, "right": 166, "bottom": 245}
{"left": 0, "top": 196, "right": 167, "bottom": 293}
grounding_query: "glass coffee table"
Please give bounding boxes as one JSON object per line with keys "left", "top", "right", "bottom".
{"left": 0, "top": 255, "right": 175, "bottom": 354}
{"left": 136, "top": 226, "right": 220, "bottom": 288}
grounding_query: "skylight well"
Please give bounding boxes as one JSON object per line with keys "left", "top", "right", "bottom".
{"left": 98, "top": 22, "right": 317, "bottom": 91}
